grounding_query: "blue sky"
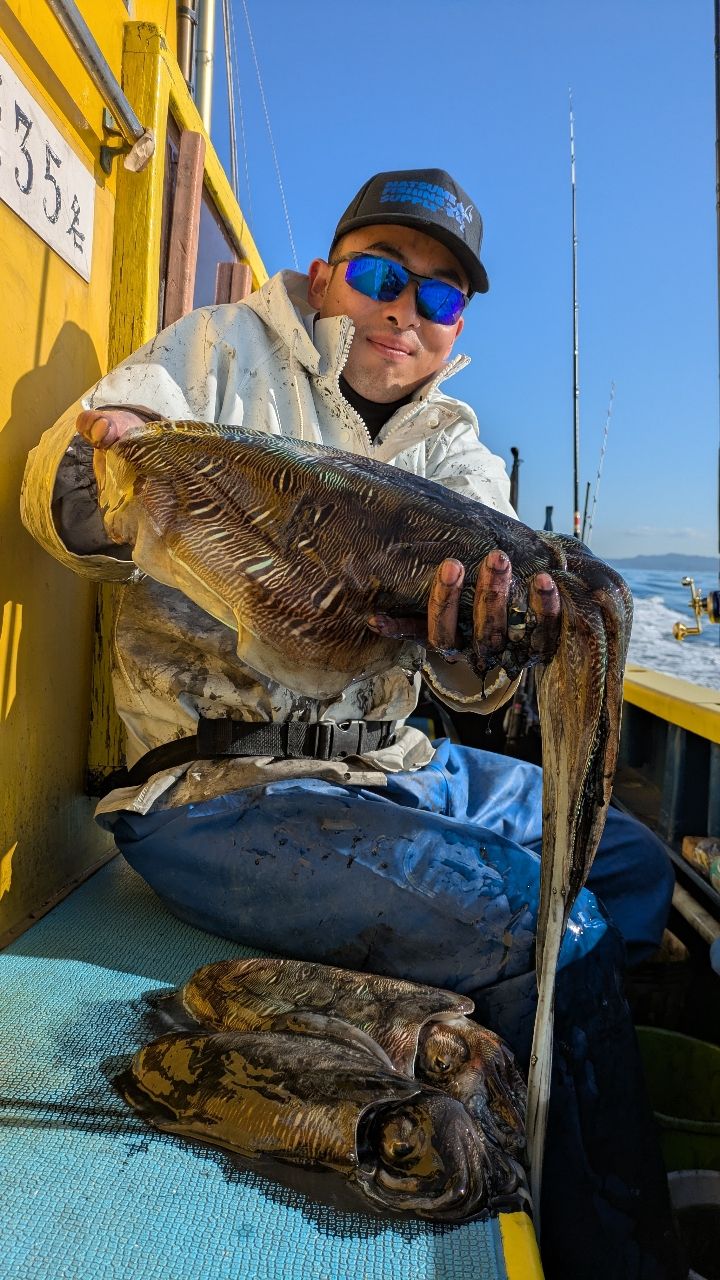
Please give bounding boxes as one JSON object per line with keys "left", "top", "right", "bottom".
{"left": 210, "top": 1, "right": 718, "bottom": 559}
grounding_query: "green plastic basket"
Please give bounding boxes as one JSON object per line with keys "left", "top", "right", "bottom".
{"left": 636, "top": 1027, "right": 720, "bottom": 1171}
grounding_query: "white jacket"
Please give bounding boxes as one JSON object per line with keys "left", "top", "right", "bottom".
{"left": 21, "top": 271, "right": 516, "bottom": 813}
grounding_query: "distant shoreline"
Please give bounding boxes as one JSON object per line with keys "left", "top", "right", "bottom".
{"left": 608, "top": 554, "right": 718, "bottom": 571}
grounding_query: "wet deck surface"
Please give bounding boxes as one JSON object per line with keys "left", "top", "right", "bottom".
{"left": 0, "top": 856, "right": 520, "bottom": 1279}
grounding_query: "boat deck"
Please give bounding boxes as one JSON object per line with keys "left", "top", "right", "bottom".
{"left": 0, "top": 857, "right": 541, "bottom": 1279}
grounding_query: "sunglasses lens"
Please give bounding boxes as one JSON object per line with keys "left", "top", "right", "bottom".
{"left": 342, "top": 255, "right": 466, "bottom": 325}
{"left": 416, "top": 280, "right": 466, "bottom": 326}
{"left": 344, "top": 255, "right": 408, "bottom": 301}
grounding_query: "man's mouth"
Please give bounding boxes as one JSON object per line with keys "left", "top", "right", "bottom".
{"left": 366, "top": 336, "right": 415, "bottom": 361}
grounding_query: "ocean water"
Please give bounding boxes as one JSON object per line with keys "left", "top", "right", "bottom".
{"left": 611, "top": 565, "right": 720, "bottom": 690}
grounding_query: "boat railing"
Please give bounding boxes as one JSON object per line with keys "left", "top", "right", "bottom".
{"left": 618, "top": 664, "right": 720, "bottom": 951}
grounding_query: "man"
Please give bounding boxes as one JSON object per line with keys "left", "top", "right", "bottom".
{"left": 22, "top": 169, "right": 679, "bottom": 1277}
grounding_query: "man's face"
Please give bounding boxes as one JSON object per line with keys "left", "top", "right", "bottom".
{"left": 307, "top": 224, "right": 467, "bottom": 403}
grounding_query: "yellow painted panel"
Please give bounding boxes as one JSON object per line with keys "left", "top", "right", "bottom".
{"left": 103, "top": 21, "right": 267, "bottom": 358}
{"left": 624, "top": 664, "right": 720, "bottom": 745}
{"left": 136, "top": 0, "right": 177, "bottom": 53}
{"left": 499, "top": 1211, "right": 544, "bottom": 1277}
{"left": 0, "top": 11, "right": 120, "bottom": 941}
{"left": 2, "top": 10, "right": 269, "bottom": 935}
{"left": 123, "top": 23, "right": 267, "bottom": 291}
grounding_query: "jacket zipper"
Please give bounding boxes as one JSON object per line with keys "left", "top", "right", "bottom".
{"left": 332, "top": 317, "right": 374, "bottom": 452}
{"left": 377, "top": 354, "right": 471, "bottom": 452}
{"left": 326, "top": 322, "right": 470, "bottom": 455}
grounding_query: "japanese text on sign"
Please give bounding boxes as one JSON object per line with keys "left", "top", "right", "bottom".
{"left": 0, "top": 52, "right": 95, "bottom": 281}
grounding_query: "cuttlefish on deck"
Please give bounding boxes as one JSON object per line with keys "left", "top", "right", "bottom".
{"left": 120, "top": 1025, "right": 523, "bottom": 1221}
{"left": 96, "top": 421, "right": 633, "bottom": 1207}
{"left": 177, "top": 957, "right": 526, "bottom": 1158}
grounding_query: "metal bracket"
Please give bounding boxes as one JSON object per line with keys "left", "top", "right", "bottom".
{"left": 99, "top": 143, "right": 128, "bottom": 175}
{"left": 99, "top": 109, "right": 128, "bottom": 175}
{"left": 99, "top": 110, "right": 154, "bottom": 176}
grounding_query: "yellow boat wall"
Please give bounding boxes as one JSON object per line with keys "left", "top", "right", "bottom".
{"left": 0, "top": 1, "right": 266, "bottom": 944}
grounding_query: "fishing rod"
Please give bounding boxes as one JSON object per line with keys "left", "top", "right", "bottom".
{"left": 570, "top": 91, "right": 581, "bottom": 538}
{"left": 580, "top": 482, "right": 591, "bottom": 543}
{"left": 584, "top": 382, "right": 615, "bottom": 546}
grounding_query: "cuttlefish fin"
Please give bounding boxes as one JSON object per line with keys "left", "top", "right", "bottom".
{"left": 272, "top": 1010, "right": 399, "bottom": 1073}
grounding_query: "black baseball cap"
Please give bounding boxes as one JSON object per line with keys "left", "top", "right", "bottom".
{"left": 330, "top": 168, "right": 489, "bottom": 296}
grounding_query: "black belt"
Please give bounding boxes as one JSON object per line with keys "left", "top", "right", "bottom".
{"left": 123, "top": 717, "right": 397, "bottom": 788}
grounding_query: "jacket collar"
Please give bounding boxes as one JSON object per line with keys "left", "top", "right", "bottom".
{"left": 244, "top": 270, "right": 323, "bottom": 373}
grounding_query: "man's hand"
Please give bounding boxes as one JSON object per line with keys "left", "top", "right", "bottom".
{"left": 368, "top": 550, "right": 562, "bottom": 680}
{"left": 76, "top": 408, "right": 147, "bottom": 449}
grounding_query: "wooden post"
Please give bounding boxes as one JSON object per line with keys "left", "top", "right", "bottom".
{"left": 163, "top": 129, "right": 206, "bottom": 326}
{"left": 215, "top": 260, "right": 253, "bottom": 304}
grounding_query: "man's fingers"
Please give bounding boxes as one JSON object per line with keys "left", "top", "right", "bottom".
{"left": 368, "top": 559, "right": 466, "bottom": 654}
{"left": 368, "top": 561, "right": 562, "bottom": 678}
{"left": 77, "top": 410, "right": 112, "bottom": 448}
{"left": 427, "top": 558, "right": 465, "bottom": 654}
{"left": 473, "top": 549, "right": 512, "bottom": 665}
{"left": 76, "top": 407, "right": 146, "bottom": 449}
{"left": 529, "top": 571, "right": 561, "bottom": 660}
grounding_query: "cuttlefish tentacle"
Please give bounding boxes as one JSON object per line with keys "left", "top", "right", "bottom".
{"left": 526, "top": 559, "right": 631, "bottom": 1218}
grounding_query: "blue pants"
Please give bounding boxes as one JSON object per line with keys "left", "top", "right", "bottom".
{"left": 102, "top": 740, "right": 673, "bottom": 978}
{"left": 101, "top": 743, "right": 680, "bottom": 1279}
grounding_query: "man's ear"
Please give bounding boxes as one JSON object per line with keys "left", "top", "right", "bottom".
{"left": 307, "top": 258, "right": 331, "bottom": 309}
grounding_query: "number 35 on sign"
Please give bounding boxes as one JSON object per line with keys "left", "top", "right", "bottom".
{"left": 0, "top": 53, "right": 95, "bottom": 281}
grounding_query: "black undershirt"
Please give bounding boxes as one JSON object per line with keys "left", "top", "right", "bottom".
{"left": 339, "top": 375, "right": 414, "bottom": 441}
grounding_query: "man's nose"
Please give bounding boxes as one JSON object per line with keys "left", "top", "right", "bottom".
{"left": 383, "top": 282, "right": 420, "bottom": 327}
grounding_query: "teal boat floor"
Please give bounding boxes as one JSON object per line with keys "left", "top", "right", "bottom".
{"left": 1, "top": 857, "right": 512, "bottom": 1279}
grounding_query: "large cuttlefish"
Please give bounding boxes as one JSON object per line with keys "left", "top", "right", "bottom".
{"left": 96, "top": 421, "right": 633, "bottom": 1212}
{"left": 120, "top": 1025, "right": 522, "bottom": 1221}
{"left": 176, "top": 956, "right": 527, "bottom": 1159}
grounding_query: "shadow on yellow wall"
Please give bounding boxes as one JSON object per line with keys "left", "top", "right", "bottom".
{"left": 0, "top": 317, "right": 109, "bottom": 940}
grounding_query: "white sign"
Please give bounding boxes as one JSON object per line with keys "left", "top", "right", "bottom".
{"left": 0, "top": 52, "right": 95, "bottom": 281}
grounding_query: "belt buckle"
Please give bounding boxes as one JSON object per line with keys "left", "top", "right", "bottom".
{"left": 314, "top": 720, "right": 359, "bottom": 760}
{"left": 332, "top": 720, "right": 359, "bottom": 759}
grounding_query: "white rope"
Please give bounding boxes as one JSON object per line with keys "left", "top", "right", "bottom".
{"left": 240, "top": 0, "right": 299, "bottom": 268}
{"left": 228, "top": 0, "right": 253, "bottom": 224}
{"left": 220, "top": 0, "right": 239, "bottom": 197}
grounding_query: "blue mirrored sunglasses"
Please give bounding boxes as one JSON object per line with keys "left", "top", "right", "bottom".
{"left": 330, "top": 253, "right": 468, "bottom": 326}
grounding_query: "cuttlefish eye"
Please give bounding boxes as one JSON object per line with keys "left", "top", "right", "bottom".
{"left": 417, "top": 1022, "right": 470, "bottom": 1083}
{"left": 377, "top": 1105, "right": 431, "bottom": 1170}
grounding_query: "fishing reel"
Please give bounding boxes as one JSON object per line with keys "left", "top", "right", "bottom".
{"left": 672, "top": 577, "right": 720, "bottom": 641}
